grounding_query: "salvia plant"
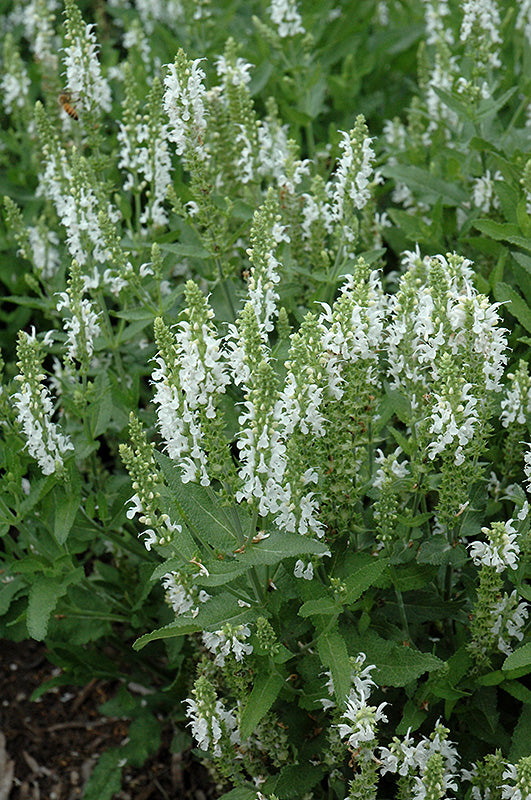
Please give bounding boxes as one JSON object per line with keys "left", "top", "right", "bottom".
{"left": 2, "top": 1, "right": 531, "bottom": 799}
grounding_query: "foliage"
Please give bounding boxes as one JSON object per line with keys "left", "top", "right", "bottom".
{"left": 2, "top": 0, "right": 531, "bottom": 798}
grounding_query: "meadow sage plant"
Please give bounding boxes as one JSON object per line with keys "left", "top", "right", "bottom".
{"left": 2, "top": 1, "right": 531, "bottom": 798}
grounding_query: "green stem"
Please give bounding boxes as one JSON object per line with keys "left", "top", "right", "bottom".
{"left": 391, "top": 567, "right": 410, "bottom": 641}
{"left": 216, "top": 257, "right": 237, "bottom": 322}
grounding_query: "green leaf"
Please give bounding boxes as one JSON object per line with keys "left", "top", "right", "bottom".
{"left": 510, "top": 705, "right": 531, "bottom": 761}
{"left": 239, "top": 671, "right": 284, "bottom": 740}
{"left": 158, "top": 241, "right": 210, "bottom": 259}
{"left": 383, "top": 164, "right": 468, "bottom": 205}
{"left": 82, "top": 749, "right": 123, "bottom": 800}
{"left": 317, "top": 628, "right": 351, "bottom": 706}
{"left": 133, "top": 618, "right": 202, "bottom": 650}
{"left": 417, "top": 535, "right": 467, "bottom": 567}
{"left": 341, "top": 554, "right": 388, "bottom": 604}
{"left": 342, "top": 629, "right": 444, "bottom": 687}
{"left": 89, "top": 370, "right": 113, "bottom": 437}
{"left": 134, "top": 592, "right": 256, "bottom": 650}
{"left": 396, "top": 699, "right": 428, "bottom": 735}
{"left": 123, "top": 712, "right": 162, "bottom": 767}
{"left": 475, "top": 219, "right": 531, "bottom": 251}
{"left": 157, "top": 453, "right": 240, "bottom": 551}
{"left": 298, "top": 597, "right": 339, "bottom": 617}
{"left": 235, "top": 532, "right": 330, "bottom": 566}
{"left": 27, "top": 571, "right": 83, "bottom": 641}
{"left": 218, "top": 787, "right": 259, "bottom": 800}
{"left": 268, "top": 764, "right": 326, "bottom": 800}
{"left": 494, "top": 282, "right": 531, "bottom": 333}
{"left": 503, "top": 642, "right": 531, "bottom": 673}
{"left": 53, "top": 487, "right": 80, "bottom": 545}
{"left": 0, "top": 575, "right": 25, "bottom": 615}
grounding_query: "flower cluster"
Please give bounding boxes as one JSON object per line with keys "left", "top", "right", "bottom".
{"left": 13, "top": 330, "right": 74, "bottom": 476}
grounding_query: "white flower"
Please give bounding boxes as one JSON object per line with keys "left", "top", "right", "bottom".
{"left": 469, "top": 521, "right": 520, "bottom": 572}
{"left": 202, "top": 624, "right": 253, "bottom": 666}
{"left": 338, "top": 685, "right": 388, "bottom": 749}
{"left": 163, "top": 56, "right": 208, "bottom": 160}
{"left": 294, "top": 559, "right": 314, "bottom": 580}
{"left": 63, "top": 22, "right": 112, "bottom": 115}
{"left": 268, "top": 0, "right": 305, "bottom": 37}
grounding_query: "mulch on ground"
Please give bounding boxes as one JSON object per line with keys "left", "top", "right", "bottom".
{"left": 0, "top": 638, "right": 219, "bottom": 800}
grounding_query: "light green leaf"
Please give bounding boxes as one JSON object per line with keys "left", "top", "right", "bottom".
{"left": 133, "top": 618, "right": 202, "bottom": 650}
{"left": 383, "top": 164, "right": 468, "bottom": 205}
{"left": 27, "top": 570, "right": 83, "bottom": 640}
{"left": 239, "top": 671, "right": 284, "bottom": 740}
{"left": 494, "top": 282, "right": 531, "bottom": 333}
{"left": 134, "top": 592, "right": 257, "bottom": 650}
{"left": 503, "top": 642, "right": 531, "bottom": 673}
{"left": 158, "top": 242, "right": 210, "bottom": 259}
{"left": 0, "top": 575, "right": 25, "bottom": 615}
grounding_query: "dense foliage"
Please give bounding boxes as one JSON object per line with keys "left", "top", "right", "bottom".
{"left": 2, "top": 1, "right": 531, "bottom": 798}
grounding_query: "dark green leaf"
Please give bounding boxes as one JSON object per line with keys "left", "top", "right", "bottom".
{"left": 157, "top": 453, "right": 240, "bottom": 551}
{"left": 510, "top": 705, "right": 531, "bottom": 761}
{"left": 317, "top": 628, "right": 350, "bottom": 706}
{"left": 268, "top": 764, "right": 326, "bottom": 800}
{"left": 298, "top": 597, "right": 339, "bottom": 617}
{"left": 239, "top": 671, "right": 284, "bottom": 740}
{"left": 82, "top": 749, "right": 123, "bottom": 800}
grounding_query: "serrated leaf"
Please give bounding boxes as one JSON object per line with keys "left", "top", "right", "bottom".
{"left": 267, "top": 764, "right": 326, "bottom": 800}
{"left": 239, "top": 672, "right": 284, "bottom": 740}
{"left": 494, "top": 282, "right": 531, "bottom": 333}
{"left": 27, "top": 571, "right": 83, "bottom": 640}
{"left": 341, "top": 556, "right": 388, "bottom": 604}
{"left": 298, "top": 597, "right": 339, "bottom": 617}
{"left": 417, "top": 535, "right": 467, "bottom": 566}
{"left": 0, "top": 576, "right": 25, "bottom": 615}
{"left": 342, "top": 629, "right": 444, "bottom": 687}
{"left": 134, "top": 592, "right": 256, "bottom": 650}
{"left": 218, "top": 788, "right": 258, "bottom": 800}
{"left": 82, "top": 749, "right": 123, "bottom": 800}
{"left": 383, "top": 164, "right": 468, "bottom": 205}
{"left": 124, "top": 712, "right": 161, "bottom": 767}
{"left": 133, "top": 618, "right": 202, "bottom": 650}
{"left": 235, "top": 532, "right": 330, "bottom": 566}
{"left": 53, "top": 489, "right": 80, "bottom": 545}
{"left": 317, "top": 629, "right": 350, "bottom": 706}
{"left": 510, "top": 705, "right": 531, "bottom": 761}
{"left": 474, "top": 220, "right": 531, "bottom": 252}
{"left": 159, "top": 242, "right": 210, "bottom": 259}
{"left": 503, "top": 642, "right": 531, "bottom": 673}
{"left": 157, "top": 453, "right": 240, "bottom": 551}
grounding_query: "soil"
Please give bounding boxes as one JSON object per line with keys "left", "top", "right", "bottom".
{"left": 0, "top": 639, "right": 219, "bottom": 800}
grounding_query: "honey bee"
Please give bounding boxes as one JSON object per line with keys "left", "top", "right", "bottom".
{"left": 58, "top": 92, "right": 79, "bottom": 120}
